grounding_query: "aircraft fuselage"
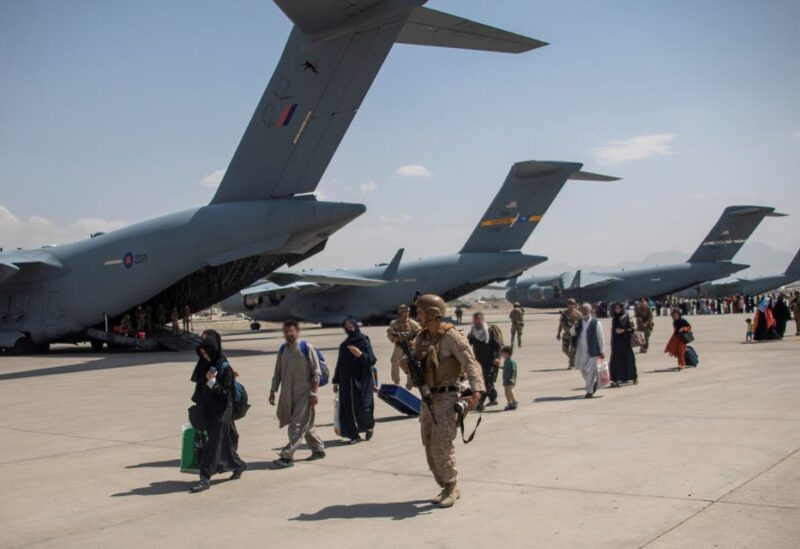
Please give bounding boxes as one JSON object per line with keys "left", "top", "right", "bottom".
{"left": 223, "top": 251, "right": 545, "bottom": 324}
{"left": 0, "top": 199, "right": 363, "bottom": 346}
{"left": 507, "top": 261, "right": 749, "bottom": 308}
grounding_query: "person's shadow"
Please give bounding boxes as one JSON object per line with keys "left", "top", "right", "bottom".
{"left": 111, "top": 480, "right": 194, "bottom": 497}
{"left": 290, "top": 500, "right": 433, "bottom": 521}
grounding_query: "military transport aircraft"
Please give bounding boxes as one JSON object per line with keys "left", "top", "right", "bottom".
{"left": 221, "top": 160, "right": 617, "bottom": 326}
{"left": 675, "top": 246, "right": 800, "bottom": 299}
{"left": 505, "top": 206, "right": 785, "bottom": 308}
{"left": 0, "top": 0, "right": 545, "bottom": 353}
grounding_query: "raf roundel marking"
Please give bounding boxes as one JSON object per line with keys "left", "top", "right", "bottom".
{"left": 123, "top": 252, "right": 134, "bottom": 269}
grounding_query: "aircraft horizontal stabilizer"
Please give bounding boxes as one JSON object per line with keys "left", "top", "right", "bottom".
{"left": 397, "top": 7, "right": 547, "bottom": 53}
{"left": 568, "top": 171, "right": 620, "bottom": 182}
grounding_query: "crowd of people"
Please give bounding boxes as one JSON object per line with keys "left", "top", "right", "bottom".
{"left": 184, "top": 288, "right": 799, "bottom": 504}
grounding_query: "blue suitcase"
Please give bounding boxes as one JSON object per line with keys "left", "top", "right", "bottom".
{"left": 378, "top": 384, "right": 421, "bottom": 416}
{"left": 684, "top": 346, "right": 699, "bottom": 367}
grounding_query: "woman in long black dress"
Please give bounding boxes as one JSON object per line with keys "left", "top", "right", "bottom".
{"left": 189, "top": 331, "right": 245, "bottom": 492}
{"left": 609, "top": 303, "right": 638, "bottom": 386}
{"left": 333, "top": 318, "right": 378, "bottom": 443}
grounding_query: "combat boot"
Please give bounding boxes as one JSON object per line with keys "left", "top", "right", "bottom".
{"left": 438, "top": 483, "right": 460, "bottom": 508}
{"left": 431, "top": 486, "right": 446, "bottom": 504}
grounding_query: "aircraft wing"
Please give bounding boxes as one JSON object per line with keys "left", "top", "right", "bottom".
{"left": 0, "top": 250, "right": 64, "bottom": 284}
{"left": 267, "top": 269, "right": 388, "bottom": 287}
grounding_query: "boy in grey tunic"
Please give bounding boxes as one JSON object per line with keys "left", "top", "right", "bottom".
{"left": 269, "top": 321, "right": 325, "bottom": 467}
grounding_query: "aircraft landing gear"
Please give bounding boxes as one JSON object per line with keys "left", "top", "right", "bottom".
{"left": 250, "top": 321, "right": 261, "bottom": 331}
{"left": 90, "top": 340, "right": 105, "bottom": 352}
{"left": 9, "top": 337, "right": 48, "bottom": 355}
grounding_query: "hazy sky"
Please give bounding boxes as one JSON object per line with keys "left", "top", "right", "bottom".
{"left": 1, "top": 0, "right": 799, "bottom": 271}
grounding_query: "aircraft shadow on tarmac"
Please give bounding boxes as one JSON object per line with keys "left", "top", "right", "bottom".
{"left": 0, "top": 346, "right": 340, "bottom": 381}
{"left": 290, "top": 500, "right": 434, "bottom": 521}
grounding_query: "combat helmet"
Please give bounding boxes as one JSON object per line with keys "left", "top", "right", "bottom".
{"left": 415, "top": 294, "right": 447, "bottom": 318}
{"left": 397, "top": 304, "right": 410, "bottom": 313}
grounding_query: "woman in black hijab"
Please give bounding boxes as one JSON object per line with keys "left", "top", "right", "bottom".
{"left": 189, "top": 330, "right": 245, "bottom": 492}
{"left": 609, "top": 303, "right": 638, "bottom": 386}
{"left": 333, "top": 318, "right": 378, "bottom": 443}
{"left": 773, "top": 296, "right": 791, "bottom": 338}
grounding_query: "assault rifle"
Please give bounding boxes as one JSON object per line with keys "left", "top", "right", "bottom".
{"left": 397, "top": 339, "right": 435, "bottom": 422}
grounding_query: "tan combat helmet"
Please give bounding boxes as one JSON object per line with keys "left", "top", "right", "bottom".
{"left": 566, "top": 298, "right": 577, "bottom": 306}
{"left": 513, "top": 302, "right": 521, "bottom": 307}
{"left": 416, "top": 294, "right": 447, "bottom": 318}
{"left": 397, "top": 304, "right": 409, "bottom": 313}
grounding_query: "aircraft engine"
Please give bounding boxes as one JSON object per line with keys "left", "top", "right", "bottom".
{"left": 243, "top": 293, "right": 286, "bottom": 310}
{"left": 527, "top": 284, "right": 557, "bottom": 302}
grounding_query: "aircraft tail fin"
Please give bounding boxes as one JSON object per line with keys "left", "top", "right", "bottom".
{"left": 687, "top": 206, "right": 786, "bottom": 263}
{"left": 383, "top": 248, "right": 404, "bottom": 280}
{"left": 212, "top": 1, "right": 544, "bottom": 204}
{"left": 783, "top": 247, "right": 800, "bottom": 276}
{"left": 459, "top": 161, "right": 619, "bottom": 254}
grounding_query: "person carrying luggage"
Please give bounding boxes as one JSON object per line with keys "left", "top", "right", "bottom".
{"left": 189, "top": 330, "right": 246, "bottom": 492}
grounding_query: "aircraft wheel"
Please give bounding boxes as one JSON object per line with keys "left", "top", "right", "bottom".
{"left": 250, "top": 322, "right": 261, "bottom": 331}
{"left": 90, "top": 340, "right": 104, "bottom": 352}
{"left": 34, "top": 342, "right": 50, "bottom": 354}
{"left": 11, "top": 337, "right": 35, "bottom": 356}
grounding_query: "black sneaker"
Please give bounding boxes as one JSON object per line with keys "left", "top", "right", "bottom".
{"left": 365, "top": 429, "right": 374, "bottom": 441}
{"left": 272, "top": 457, "right": 294, "bottom": 468}
{"left": 584, "top": 393, "right": 594, "bottom": 399}
{"left": 230, "top": 464, "right": 247, "bottom": 480}
{"left": 190, "top": 480, "right": 210, "bottom": 493}
{"left": 307, "top": 451, "right": 326, "bottom": 461}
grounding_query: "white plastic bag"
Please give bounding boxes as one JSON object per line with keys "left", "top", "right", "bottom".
{"left": 333, "top": 395, "right": 341, "bottom": 437}
{"left": 597, "top": 360, "right": 610, "bottom": 387}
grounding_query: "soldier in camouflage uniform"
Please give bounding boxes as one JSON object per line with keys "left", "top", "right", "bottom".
{"left": 386, "top": 304, "right": 421, "bottom": 388}
{"left": 403, "top": 294, "right": 484, "bottom": 509}
{"left": 509, "top": 302, "right": 525, "bottom": 348}
{"left": 556, "top": 298, "right": 581, "bottom": 369}
{"left": 634, "top": 298, "right": 654, "bottom": 353}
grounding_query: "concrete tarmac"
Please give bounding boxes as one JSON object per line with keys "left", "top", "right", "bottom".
{"left": 1, "top": 310, "right": 798, "bottom": 548}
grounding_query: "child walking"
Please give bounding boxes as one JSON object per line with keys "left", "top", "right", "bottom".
{"left": 501, "top": 346, "right": 518, "bottom": 411}
{"left": 745, "top": 318, "right": 753, "bottom": 343}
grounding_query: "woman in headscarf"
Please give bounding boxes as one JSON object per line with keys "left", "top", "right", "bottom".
{"left": 664, "top": 309, "right": 692, "bottom": 370}
{"left": 333, "top": 318, "right": 378, "bottom": 443}
{"left": 189, "top": 330, "right": 245, "bottom": 492}
{"left": 753, "top": 297, "right": 779, "bottom": 341}
{"left": 773, "top": 295, "right": 791, "bottom": 338}
{"left": 609, "top": 303, "right": 638, "bottom": 386}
